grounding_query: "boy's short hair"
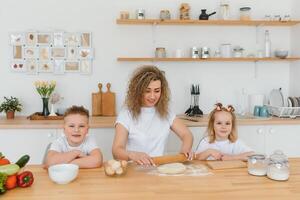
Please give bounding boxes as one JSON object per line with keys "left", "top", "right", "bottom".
{"left": 64, "top": 105, "right": 89, "bottom": 119}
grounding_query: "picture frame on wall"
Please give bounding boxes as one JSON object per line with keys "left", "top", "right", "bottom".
{"left": 39, "top": 46, "right": 50, "bottom": 60}
{"left": 38, "top": 60, "right": 54, "bottom": 73}
{"left": 65, "top": 33, "right": 80, "bottom": 46}
{"left": 78, "top": 48, "right": 93, "bottom": 59}
{"left": 80, "top": 32, "right": 92, "bottom": 47}
{"left": 24, "top": 47, "right": 38, "bottom": 59}
{"left": 80, "top": 59, "right": 92, "bottom": 75}
{"left": 26, "top": 59, "right": 38, "bottom": 75}
{"left": 10, "top": 33, "right": 24, "bottom": 45}
{"left": 12, "top": 45, "right": 24, "bottom": 59}
{"left": 53, "top": 59, "right": 65, "bottom": 75}
{"left": 37, "top": 33, "right": 52, "bottom": 45}
{"left": 51, "top": 47, "right": 66, "bottom": 59}
{"left": 67, "top": 46, "right": 77, "bottom": 59}
{"left": 65, "top": 60, "right": 80, "bottom": 72}
{"left": 25, "top": 32, "right": 37, "bottom": 46}
{"left": 53, "top": 32, "right": 65, "bottom": 46}
{"left": 11, "top": 60, "right": 26, "bottom": 73}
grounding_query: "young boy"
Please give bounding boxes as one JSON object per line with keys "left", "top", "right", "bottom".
{"left": 45, "top": 105, "right": 103, "bottom": 168}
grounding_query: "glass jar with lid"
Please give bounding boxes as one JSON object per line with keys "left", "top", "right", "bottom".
{"left": 267, "top": 150, "right": 289, "bottom": 181}
{"left": 248, "top": 154, "right": 268, "bottom": 176}
{"left": 240, "top": 7, "right": 251, "bottom": 21}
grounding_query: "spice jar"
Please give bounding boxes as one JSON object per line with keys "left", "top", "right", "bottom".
{"left": 267, "top": 150, "right": 289, "bottom": 181}
{"left": 240, "top": 7, "right": 251, "bottom": 21}
{"left": 233, "top": 46, "right": 244, "bottom": 58}
{"left": 155, "top": 47, "right": 166, "bottom": 58}
{"left": 136, "top": 9, "right": 145, "bottom": 20}
{"left": 248, "top": 154, "right": 268, "bottom": 176}
{"left": 160, "top": 10, "right": 171, "bottom": 20}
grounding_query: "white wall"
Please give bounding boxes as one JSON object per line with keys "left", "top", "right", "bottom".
{"left": 0, "top": 0, "right": 296, "bottom": 116}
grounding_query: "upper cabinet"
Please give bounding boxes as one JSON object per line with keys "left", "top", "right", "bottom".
{"left": 116, "top": 19, "right": 300, "bottom": 63}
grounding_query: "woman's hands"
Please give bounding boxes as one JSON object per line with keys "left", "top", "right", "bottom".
{"left": 128, "top": 151, "right": 155, "bottom": 166}
{"left": 180, "top": 148, "right": 194, "bottom": 160}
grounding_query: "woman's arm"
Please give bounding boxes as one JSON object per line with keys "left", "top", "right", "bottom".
{"left": 45, "top": 150, "right": 82, "bottom": 167}
{"left": 70, "top": 149, "right": 103, "bottom": 168}
{"left": 171, "top": 118, "right": 194, "bottom": 160}
{"left": 112, "top": 123, "right": 154, "bottom": 165}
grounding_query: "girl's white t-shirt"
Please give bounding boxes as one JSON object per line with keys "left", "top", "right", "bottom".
{"left": 49, "top": 135, "right": 99, "bottom": 156}
{"left": 116, "top": 107, "right": 176, "bottom": 157}
{"left": 196, "top": 136, "right": 253, "bottom": 160}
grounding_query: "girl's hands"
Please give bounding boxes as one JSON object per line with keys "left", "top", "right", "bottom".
{"left": 128, "top": 151, "right": 154, "bottom": 166}
{"left": 209, "top": 149, "right": 223, "bottom": 160}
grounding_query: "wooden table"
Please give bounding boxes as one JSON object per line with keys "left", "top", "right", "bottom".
{"left": 3, "top": 159, "right": 300, "bottom": 200}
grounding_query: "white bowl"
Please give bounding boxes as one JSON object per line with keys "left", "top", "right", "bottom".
{"left": 48, "top": 164, "right": 79, "bottom": 184}
{"left": 274, "top": 50, "right": 288, "bottom": 59}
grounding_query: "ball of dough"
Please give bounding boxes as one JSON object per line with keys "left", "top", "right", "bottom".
{"left": 157, "top": 163, "right": 186, "bottom": 174}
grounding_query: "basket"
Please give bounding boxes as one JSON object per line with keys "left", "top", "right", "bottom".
{"left": 266, "top": 105, "right": 300, "bottom": 118}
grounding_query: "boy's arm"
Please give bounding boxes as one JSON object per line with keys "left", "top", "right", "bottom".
{"left": 70, "top": 148, "right": 103, "bottom": 168}
{"left": 221, "top": 151, "right": 254, "bottom": 161}
{"left": 45, "top": 150, "right": 81, "bottom": 167}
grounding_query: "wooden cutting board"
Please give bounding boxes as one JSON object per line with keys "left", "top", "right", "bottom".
{"left": 92, "top": 83, "right": 102, "bottom": 116}
{"left": 206, "top": 160, "right": 247, "bottom": 170}
{"left": 102, "top": 83, "right": 116, "bottom": 116}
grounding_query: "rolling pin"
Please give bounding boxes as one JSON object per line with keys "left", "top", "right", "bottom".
{"left": 152, "top": 154, "right": 188, "bottom": 165}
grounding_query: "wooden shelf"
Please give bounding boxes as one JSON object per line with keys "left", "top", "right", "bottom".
{"left": 116, "top": 19, "right": 300, "bottom": 26}
{"left": 117, "top": 57, "right": 300, "bottom": 62}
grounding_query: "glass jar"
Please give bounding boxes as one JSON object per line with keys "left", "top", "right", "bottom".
{"left": 155, "top": 47, "right": 166, "bottom": 58}
{"left": 248, "top": 154, "right": 268, "bottom": 176}
{"left": 220, "top": 3, "right": 230, "bottom": 20}
{"left": 267, "top": 150, "right": 289, "bottom": 181}
{"left": 240, "top": 7, "right": 251, "bottom": 21}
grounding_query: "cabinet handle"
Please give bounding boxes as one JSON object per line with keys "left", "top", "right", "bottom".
{"left": 257, "top": 128, "right": 263, "bottom": 134}
{"left": 269, "top": 128, "right": 276, "bottom": 134}
{"left": 47, "top": 133, "right": 54, "bottom": 138}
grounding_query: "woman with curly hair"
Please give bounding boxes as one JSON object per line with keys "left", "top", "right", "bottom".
{"left": 112, "top": 65, "right": 193, "bottom": 165}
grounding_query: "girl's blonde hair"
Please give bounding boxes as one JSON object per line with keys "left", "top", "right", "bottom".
{"left": 125, "top": 65, "right": 170, "bottom": 119}
{"left": 207, "top": 103, "right": 237, "bottom": 143}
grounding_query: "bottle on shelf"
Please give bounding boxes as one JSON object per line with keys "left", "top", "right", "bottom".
{"left": 264, "top": 30, "right": 271, "bottom": 57}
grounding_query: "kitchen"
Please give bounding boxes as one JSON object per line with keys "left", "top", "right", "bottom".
{"left": 1, "top": 0, "right": 300, "bottom": 198}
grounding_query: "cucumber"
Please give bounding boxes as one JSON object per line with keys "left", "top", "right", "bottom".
{"left": 15, "top": 155, "right": 30, "bottom": 168}
{"left": 0, "top": 164, "right": 20, "bottom": 175}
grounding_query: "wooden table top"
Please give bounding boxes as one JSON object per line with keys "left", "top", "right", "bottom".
{"left": 3, "top": 159, "right": 300, "bottom": 200}
{"left": 1, "top": 115, "right": 300, "bottom": 129}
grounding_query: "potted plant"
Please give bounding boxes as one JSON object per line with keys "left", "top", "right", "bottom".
{"left": 0, "top": 96, "right": 22, "bottom": 119}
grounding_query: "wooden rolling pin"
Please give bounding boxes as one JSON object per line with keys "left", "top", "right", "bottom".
{"left": 152, "top": 154, "right": 188, "bottom": 165}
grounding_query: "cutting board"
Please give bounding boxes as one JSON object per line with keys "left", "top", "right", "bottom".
{"left": 206, "top": 160, "right": 247, "bottom": 170}
{"left": 102, "top": 83, "right": 116, "bottom": 116}
{"left": 92, "top": 83, "right": 102, "bottom": 116}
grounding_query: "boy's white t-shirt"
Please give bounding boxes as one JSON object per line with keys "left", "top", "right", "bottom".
{"left": 196, "top": 136, "right": 253, "bottom": 160}
{"left": 116, "top": 107, "right": 176, "bottom": 157}
{"left": 49, "top": 135, "right": 99, "bottom": 156}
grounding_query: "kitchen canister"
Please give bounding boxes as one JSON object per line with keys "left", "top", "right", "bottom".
{"left": 155, "top": 47, "right": 166, "bottom": 58}
{"left": 136, "top": 9, "right": 145, "bottom": 19}
{"left": 201, "top": 47, "right": 210, "bottom": 58}
{"left": 220, "top": 44, "right": 232, "bottom": 58}
{"left": 160, "top": 10, "right": 171, "bottom": 20}
{"left": 191, "top": 47, "right": 200, "bottom": 58}
{"left": 219, "top": 3, "right": 230, "bottom": 20}
{"left": 248, "top": 154, "right": 268, "bottom": 176}
{"left": 267, "top": 150, "right": 289, "bottom": 181}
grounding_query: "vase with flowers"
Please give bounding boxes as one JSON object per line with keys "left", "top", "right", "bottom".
{"left": 34, "top": 80, "right": 56, "bottom": 116}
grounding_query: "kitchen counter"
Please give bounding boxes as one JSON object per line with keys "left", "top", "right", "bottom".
{"left": 0, "top": 115, "right": 300, "bottom": 129}
{"left": 3, "top": 158, "right": 300, "bottom": 200}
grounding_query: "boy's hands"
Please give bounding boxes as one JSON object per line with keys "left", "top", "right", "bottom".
{"left": 71, "top": 150, "right": 86, "bottom": 158}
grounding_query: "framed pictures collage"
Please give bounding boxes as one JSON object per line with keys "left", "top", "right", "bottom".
{"left": 10, "top": 31, "right": 93, "bottom": 75}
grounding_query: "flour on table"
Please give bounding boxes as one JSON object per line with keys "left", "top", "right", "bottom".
{"left": 157, "top": 163, "right": 187, "bottom": 174}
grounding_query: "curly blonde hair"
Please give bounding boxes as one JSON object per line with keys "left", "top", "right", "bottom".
{"left": 125, "top": 65, "right": 170, "bottom": 119}
{"left": 207, "top": 103, "right": 237, "bottom": 143}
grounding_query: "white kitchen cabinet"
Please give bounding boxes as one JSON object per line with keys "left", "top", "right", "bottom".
{"left": 239, "top": 125, "right": 300, "bottom": 157}
{"left": 0, "top": 129, "right": 58, "bottom": 164}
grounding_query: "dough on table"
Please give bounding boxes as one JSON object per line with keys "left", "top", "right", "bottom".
{"left": 157, "top": 163, "right": 186, "bottom": 174}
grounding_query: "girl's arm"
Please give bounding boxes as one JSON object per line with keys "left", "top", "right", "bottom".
{"left": 70, "top": 149, "right": 103, "bottom": 168}
{"left": 45, "top": 150, "right": 82, "bottom": 167}
{"left": 112, "top": 123, "right": 154, "bottom": 165}
{"left": 221, "top": 151, "right": 254, "bottom": 161}
{"left": 195, "top": 149, "right": 223, "bottom": 160}
{"left": 171, "top": 118, "right": 194, "bottom": 160}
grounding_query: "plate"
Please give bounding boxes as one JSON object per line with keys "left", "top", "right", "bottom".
{"left": 269, "top": 88, "right": 284, "bottom": 107}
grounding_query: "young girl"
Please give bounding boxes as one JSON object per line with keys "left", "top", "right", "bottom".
{"left": 195, "top": 103, "right": 254, "bottom": 161}
{"left": 112, "top": 65, "right": 193, "bottom": 165}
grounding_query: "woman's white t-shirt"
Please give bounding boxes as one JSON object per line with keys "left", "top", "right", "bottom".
{"left": 116, "top": 107, "right": 176, "bottom": 157}
{"left": 196, "top": 136, "right": 253, "bottom": 160}
{"left": 49, "top": 135, "right": 99, "bottom": 156}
